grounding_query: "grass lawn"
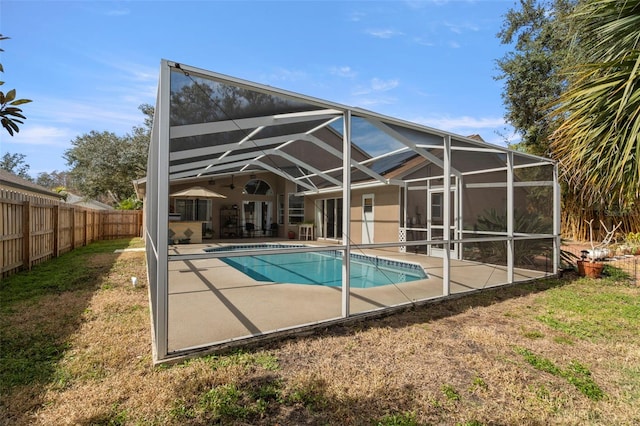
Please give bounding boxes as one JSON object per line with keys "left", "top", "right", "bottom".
{"left": 1, "top": 238, "right": 639, "bottom": 425}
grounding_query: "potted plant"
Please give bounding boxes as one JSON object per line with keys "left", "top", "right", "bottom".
{"left": 624, "top": 232, "right": 640, "bottom": 256}
{"left": 579, "top": 219, "right": 621, "bottom": 278}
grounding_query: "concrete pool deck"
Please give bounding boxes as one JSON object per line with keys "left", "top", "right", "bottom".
{"left": 165, "top": 239, "right": 550, "bottom": 353}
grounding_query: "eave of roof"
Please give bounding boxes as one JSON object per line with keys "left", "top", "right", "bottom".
{"left": 0, "top": 170, "right": 64, "bottom": 199}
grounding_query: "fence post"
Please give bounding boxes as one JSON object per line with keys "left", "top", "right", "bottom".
{"left": 83, "top": 209, "right": 88, "bottom": 246}
{"left": 53, "top": 204, "right": 59, "bottom": 258}
{"left": 98, "top": 212, "right": 104, "bottom": 241}
{"left": 70, "top": 208, "right": 76, "bottom": 249}
{"left": 92, "top": 211, "right": 97, "bottom": 242}
{"left": 90, "top": 210, "right": 94, "bottom": 242}
{"left": 22, "top": 200, "right": 31, "bottom": 271}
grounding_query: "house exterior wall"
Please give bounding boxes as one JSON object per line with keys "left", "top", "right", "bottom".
{"left": 350, "top": 186, "right": 401, "bottom": 245}
{"left": 304, "top": 184, "right": 401, "bottom": 245}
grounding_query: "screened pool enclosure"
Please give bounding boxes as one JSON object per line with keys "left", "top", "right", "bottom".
{"left": 144, "top": 60, "right": 560, "bottom": 362}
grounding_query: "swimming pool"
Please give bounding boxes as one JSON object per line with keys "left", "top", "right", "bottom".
{"left": 204, "top": 244, "right": 427, "bottom": 288}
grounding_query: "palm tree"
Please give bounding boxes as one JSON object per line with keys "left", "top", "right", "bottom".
{"left": 550, "top": 0, "right": 640, "bottom": 218}
{"left": 0, "top": 35, "right": 32, "bottom": 136}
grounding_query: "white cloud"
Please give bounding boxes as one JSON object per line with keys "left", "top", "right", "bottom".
{"left": 355, "top": 96, "right": 397, "bottom": 108}
{"left": 73, "top": 55, "right": 158, "bottom": 107}
{"left": 353, "top": 78, "right": 400, "bottom": 96}
{"left": 404, "top": 1, "right": 429, "bottom": 9}
{"left": 330, "top": 66, "right": 357, "bottom": 78}
{"left": 55, "top": 103, "right": 141, "bottom": 128}
{"left": 486, "top": 129, "right": 520, "bottom": 147}
{"left": 4, "top": 92, "right": 151, "bottom": 172}
{"left": 414, "top": 115, "right": 506, "bottom": 131}
{"left": 4, "top": 125, "right": 76, "bottom": 147}
{"left": 365, "top": 29, "right": 403, "bottom": 39}
{"left": 413, "top": 37, "right": 435, "bottom": 47}
{"left": 262, "top": 67, "right": 307, "bottom": 83}
{"left": 349, "top": 11, "right": 366, "bottom": 22}
{"left": 410, "top": 115, "right": 514, "bottom": 146}
{"left": 85, "top": 56, "right": 158, "bottom": 84}
{"left": 348, "top": 78, "right": 400, "bottom": 107}
{"left": 371, "top": 78, "right": 399, "bottom": 91}
{"left": 11, "top": 92, "right": 150, "bottom": 154}
{"left": 444, "top": 21, "right": 480, "bottom": 34}
{"left": 448, "top": 40, "right": 461, "bottom": 48}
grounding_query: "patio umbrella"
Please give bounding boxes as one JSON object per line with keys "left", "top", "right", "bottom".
{"left": 170, "top": 186, "right": 227, "bottom": 198}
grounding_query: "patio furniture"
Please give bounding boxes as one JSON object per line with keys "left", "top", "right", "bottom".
{"left": 299, "top": 223, "right": 313, "bottom": 240}
{"left": 245, "top": 222, "right": 256, "bottom": 238}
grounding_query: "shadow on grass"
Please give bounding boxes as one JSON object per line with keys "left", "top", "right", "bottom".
{"left": 163, "top": 363, "right": 478, "bottom": 425}
{"left": 190, "top": 277, "right": 578, "bottom": 425}
{"left": 248, "top": 274, "right": 576, "bottom": 351}
{"left": 0, "top": 238, "right": 141, "bottom": 424}
{"left": 160, "top": 276, "right": 577, "bottom": 424}
{"left": 163, "top": 362, "right": 424, "bottom": 426}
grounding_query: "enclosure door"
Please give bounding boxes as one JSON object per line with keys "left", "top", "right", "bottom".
{"left": 428, "top": 188, "right": 457, "bottom": 258}
{"left": 362, "top": 194, "right": 374, "bottom": 244}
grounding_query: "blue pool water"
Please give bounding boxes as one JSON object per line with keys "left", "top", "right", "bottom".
{"left": 204, "top": 245, "right": 427, "bottom": 288}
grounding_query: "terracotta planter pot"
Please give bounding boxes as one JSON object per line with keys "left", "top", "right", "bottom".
{"left": 583, "top": 261, "right": 604, "bottom": 278}
{"left": 576, "top": 260, "right": 586, "bottom": 277}
{"left": 288, "top": 230, "right": 295, "bottom": 239}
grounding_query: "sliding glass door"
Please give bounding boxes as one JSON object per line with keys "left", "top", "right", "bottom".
{"left": 316, "top": 198, "right": 343, "bottom": 240}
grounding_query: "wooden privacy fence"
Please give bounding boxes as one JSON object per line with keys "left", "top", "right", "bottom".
{"left": 1, "top": 191, "right": 142, "bottom": 279}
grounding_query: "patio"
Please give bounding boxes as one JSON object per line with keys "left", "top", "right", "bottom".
{"left": 166, "top": 241, "right": 549, "bottom": 353}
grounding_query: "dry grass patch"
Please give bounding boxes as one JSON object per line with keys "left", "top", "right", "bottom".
{"left": 1, "top": 243, "right": 639, "bottom": 425}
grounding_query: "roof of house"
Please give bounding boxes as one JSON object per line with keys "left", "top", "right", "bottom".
{"left": 0, "top": 169, "right": 65, "bottom": 199}
{"left": 466, "top": 134, "right": 486, "bottom": 143}
{"left": 66, "top": 192, "right": 114, "bottom": 210}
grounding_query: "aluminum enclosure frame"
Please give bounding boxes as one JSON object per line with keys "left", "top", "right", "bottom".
{"left": 145, "top": 60, "right": 560, "bottom": 362}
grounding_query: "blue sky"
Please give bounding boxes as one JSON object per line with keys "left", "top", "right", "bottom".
{"left": 1, "top": 0, "right": 518, "bottom": 176}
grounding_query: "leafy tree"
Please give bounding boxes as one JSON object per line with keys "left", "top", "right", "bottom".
{"left": 0, "top": 35, "right": 32, "bottom": 136}
{"left": 64, "top": 105, "right": 152, "bottom": 204}
{"left": 64, "top": 131, "right": 145, "bottom": 204}
{"left": 495, "top": 0, "right": 576, "bottom": 156}
{"left": 0, "top": 152, "right": 31, "bottom": 180}
{"left": 138, "top": 103, "right": 154, "bottom": 130}
{"left": 35, "top": 170, "right": 75, "bottom": 191}
{"left": 170, "top": 72, "right": 288, "bottom": 126}
{"left": 116, "top": 196, "right": 143, "bottom": 210}
{"left": 550, "top": 0, "right": 640, "bottom": 212}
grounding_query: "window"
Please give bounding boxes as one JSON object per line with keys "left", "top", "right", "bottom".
{"left": 363, "top": 197, "right": 373, "bottom": 213}
{"left": 288, "top": 193, "right": 304, "bottom": 224}
{"left": 431, "top": 193, "right": 443, "bottom": 220}
{"left": 244, "top": 179, "right": 273, "bottom": 195}
{"left": 174, "top": 199, "right": 210, "bottom": 221}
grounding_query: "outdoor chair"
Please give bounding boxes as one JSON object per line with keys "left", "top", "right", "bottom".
{"left": 245, "top": 222, "right": 255, "bottom": 238}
